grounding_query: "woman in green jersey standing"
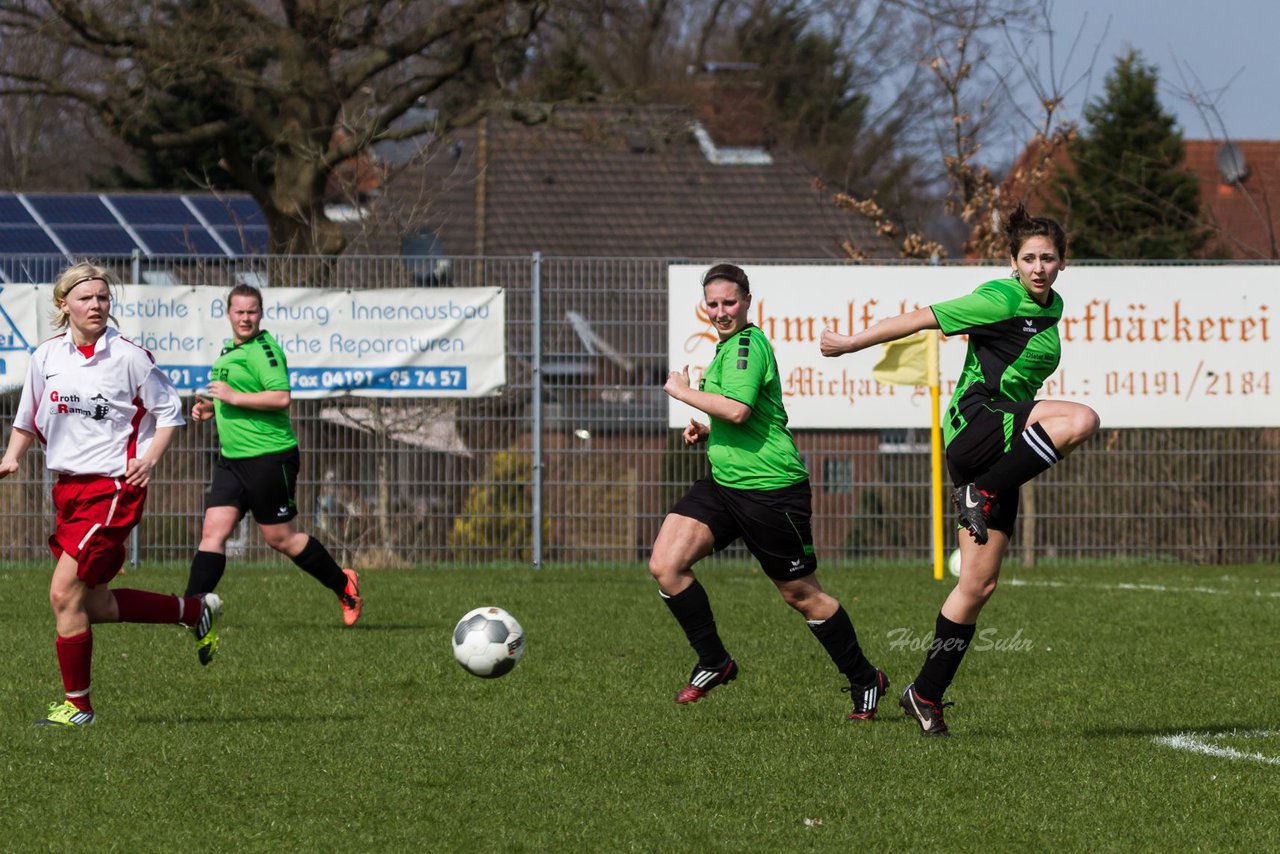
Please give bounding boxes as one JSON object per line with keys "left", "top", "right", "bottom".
{"left": 820, "top": 206, "right": 1100, "bottom": 736}
{"left": 652, "top": 262, "right": 889, "bottom": 721}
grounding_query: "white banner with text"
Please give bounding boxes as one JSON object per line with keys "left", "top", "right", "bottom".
{"left": 668, "top": 264, "right": 1278, "bottom": 428}
{"left": 0, "top": 285, "right": 506, "bottom": 398}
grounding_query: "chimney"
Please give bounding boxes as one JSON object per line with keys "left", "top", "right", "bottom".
{"left": 690, "top": 62, "right": 767, "bottom": 149}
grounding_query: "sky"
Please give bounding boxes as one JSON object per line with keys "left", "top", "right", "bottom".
{"left": 1031, "top": 1, "right": 1280, "bottom": 143}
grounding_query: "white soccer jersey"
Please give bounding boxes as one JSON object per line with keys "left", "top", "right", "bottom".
{"left": 12, "top": 328, "right": 184, "bottom": 477}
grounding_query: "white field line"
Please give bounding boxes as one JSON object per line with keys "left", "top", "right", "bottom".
{"left": 1153, "top": 731, "right": 1280, "bottom": 766}
{"left": 1005, "top": 578, "right": 1280, "bottom": 598}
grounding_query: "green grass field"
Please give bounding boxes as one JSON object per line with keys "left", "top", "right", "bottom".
{"left": 2, "top": 559, "right": 1278, "bottom": 851}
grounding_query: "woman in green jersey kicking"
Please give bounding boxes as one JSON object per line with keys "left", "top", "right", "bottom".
{"left": 652, "top": 262, "right": 889, "bottom": 722}
{"left": 820, "top": 206, "right": 1100, "bottom": 736}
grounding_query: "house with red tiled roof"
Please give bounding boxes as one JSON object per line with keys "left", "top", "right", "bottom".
{"left": 1182, "top": 140, "right": 1280, "bottom": 259}
{"left": 998, "top": 137, "right": 1280, "bottom": 260}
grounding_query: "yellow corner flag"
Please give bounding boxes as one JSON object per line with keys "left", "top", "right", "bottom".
{"left": 872, "top": 332, "right": 932, "bottom": 387}
{"left": 873, "top": 331, "right": 948, "bottom": 581}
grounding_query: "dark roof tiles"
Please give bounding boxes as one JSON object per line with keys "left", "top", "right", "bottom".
{"left": 356, "top": 104, "right": 895, "bottom": 260}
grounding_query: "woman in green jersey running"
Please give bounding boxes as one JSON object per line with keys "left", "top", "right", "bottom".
{"left": 183, "top": 284, "right": 362, "bottom": 652}
{"left": 652, "top": 262, "right": 889, "bottom": 721}
{"left": 820, "top": 206, "right": 1100, "bottom": 736}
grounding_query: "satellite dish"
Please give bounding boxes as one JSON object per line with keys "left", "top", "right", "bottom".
{"left": 1216, "top": 143, "right": 1249, "bottom": 184}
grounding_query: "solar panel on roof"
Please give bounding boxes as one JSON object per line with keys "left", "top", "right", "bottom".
{"left": 0, "top": 195, "right": 37, "bottom": 225}
{"left": 0, "top": 227, "right": 60, "bottom": 254}
{"left": 228, "top": 198, "right": 265, "bottom": 227}
{"left": 53, "top": 226, "right": 139, "bottom": 254}
{"left": 112, "top": 196, "right": 201, "bottom": 226}
{"left": 214, "top": 226, "right": 270, "bottom": 254}
{"left": 134, "top": 226, "right": 225, "bottom": 255}
{"left": 186, "top": 196, "right": 235, "bottom": 226}
{"left": 0, "top": 192, "right": 270, "bottom": 258}
{"left": 27, "top": 194, "right": 116, "bottom": 224}
{"left": 188, "top": 195, "right": 265, "bottom": 228}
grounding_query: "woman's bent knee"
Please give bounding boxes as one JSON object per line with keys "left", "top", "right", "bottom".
{"left": 648, "top": 557, "right": 682, "bottom": 587}
{"left": 1077, "top": 405, "right": 1101, "bottom": 440}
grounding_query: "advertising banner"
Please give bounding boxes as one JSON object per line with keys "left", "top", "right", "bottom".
{"left": 0, "top": 285, "right": 506, "bottom": 398}
{"left": 0, "top": 285, "right": 40, "bottom": 394}
{"left": 668, "top": 264, "right": 1278, "bottom": 428}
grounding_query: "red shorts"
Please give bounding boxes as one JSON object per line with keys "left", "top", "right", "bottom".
{"left": 49, "top": 475, "right": 148, "bottom": 586}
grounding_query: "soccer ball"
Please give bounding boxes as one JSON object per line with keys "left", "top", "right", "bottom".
{"left": 948, "top": 548, "right": 962, "bottom": 577}
{"left": 452, "top": 606, "right": 525, "bottom": 678}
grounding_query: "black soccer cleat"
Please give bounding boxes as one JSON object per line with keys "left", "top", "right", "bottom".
{"left": 675, "top": 657, "right": 739, "bottom": 704}
{"left": 899, "top": 682, "right": 952, "bottom": 737}
{"left": 843, "top": 669, "right": 890, "bottom": 720}
{"left": 953, "top": 483, "right": 993, "bottom": 545}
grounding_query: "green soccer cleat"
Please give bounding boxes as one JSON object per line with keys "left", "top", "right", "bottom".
{"left": 35, "top": 700, "right": 96, "bottom": 727}
{"left": 193, "top": 592, "right": 222, "bottom": 666}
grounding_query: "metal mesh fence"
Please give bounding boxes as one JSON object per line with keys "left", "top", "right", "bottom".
{"left": 1, "top": 252, "right": 1277, "bottom": 568}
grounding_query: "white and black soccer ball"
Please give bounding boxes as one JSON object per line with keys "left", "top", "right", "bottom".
{"left": 452, "top": 606, "right": 525, "bottom": 678}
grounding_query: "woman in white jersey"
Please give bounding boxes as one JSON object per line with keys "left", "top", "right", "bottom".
{"left": 0, "top": 262, "right": 220, "bottom": 727}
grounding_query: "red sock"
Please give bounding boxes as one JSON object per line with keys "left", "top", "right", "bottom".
{"left": 56, "top": 630, "right": 93, "bottom": 712}
{"left": 114, "top": 588, "right": 201, "bottom": 624}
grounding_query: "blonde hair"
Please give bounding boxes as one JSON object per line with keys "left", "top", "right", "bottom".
{"left": 52, "top": 262, "right": 116, "bottom": 329}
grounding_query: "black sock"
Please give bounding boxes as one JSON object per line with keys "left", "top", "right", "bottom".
{"left": 661, "top": 580, "right": 729, "bottom": 667}
{"left": 292, "top": 536, "right": 347, "bottom": 593}
{"left": 975, "top": 422, "right": 1062, "bottom": 496}
{"left": 913, "top": 613, "right": 977, "bottom": 703}
{"left": 807, "top": 605, "right": 877, "bottom": 685}
{"left": 185, "top": 550, "right": 227, "bottom": 597}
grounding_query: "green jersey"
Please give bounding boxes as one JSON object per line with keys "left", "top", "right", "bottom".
{"left": 699, "top": 324, "right": 809, "bottom": 490}
{"left": 931, "top": 277, "right": 1063, "bottom": 445}
{"left": 210, "top": 330, "right": 297, "bottom": 458}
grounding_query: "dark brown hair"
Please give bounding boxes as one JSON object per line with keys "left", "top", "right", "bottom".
{"left": 227, "top": 282, "right": 263, "bottom": 310}
{"left": 1005, "top": 204, "right": 1067, "bottom": 260}
{"left": 701, "top": 262, "right": 750, "bottom": 293}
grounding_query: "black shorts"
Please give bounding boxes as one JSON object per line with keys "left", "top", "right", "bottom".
{"left": 945, "top": 399, "right": 1037, "bottom": 537}
{"left": 207, "top": 447, "right": 300, "bottom": 525}
{"left": 670, "top": 476, "right": 817, "bottom": 581}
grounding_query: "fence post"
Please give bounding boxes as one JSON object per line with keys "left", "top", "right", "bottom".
{"left": 531, "top": 253, "right": 544, "bottom": 569}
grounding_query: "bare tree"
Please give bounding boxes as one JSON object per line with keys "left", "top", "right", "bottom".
{"left": 521, "top": 0, "right": 757, "bottom": 98}
{"left": 0, "top": 0, "right": 547, "bottom": 257}
{"left": 0, "top": 28, "right": 126, "bottom": 189}
{"left": 835, "top": 0, "right": 1088, "bottom": 259}
{"left": 826, "top": 0, "right": 1150, "bottom": 261}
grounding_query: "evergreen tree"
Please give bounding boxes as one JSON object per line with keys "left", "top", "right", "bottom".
{"left": 736, "top": 3, "right": 914, "bottom": 197}
{"left": 527, "top": 30, "right": 604, "bottom": 103}
{"left": 1050, "top": 51, "right": 1208, "bottom": 259}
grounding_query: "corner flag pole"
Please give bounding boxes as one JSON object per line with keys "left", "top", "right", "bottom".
{"left": 928, "top": 331, "right": 945, "bottom": 581}
{"left": 871, "top": 331, "right": 946, "bottom": 580}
